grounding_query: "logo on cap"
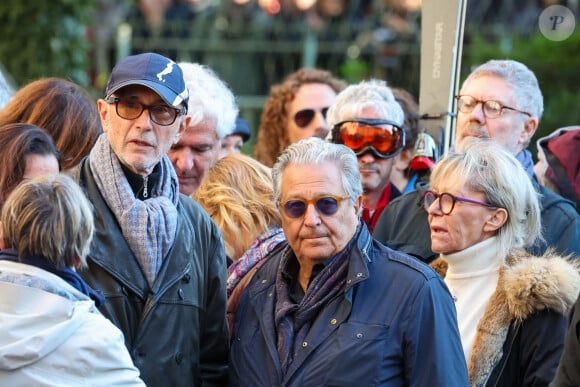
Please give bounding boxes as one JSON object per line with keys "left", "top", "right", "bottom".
{"left": 157, "top": 62, "right": 175, "bottom": 83}
{"left": 105, "top": 52, "right": 189, "bottom": 111}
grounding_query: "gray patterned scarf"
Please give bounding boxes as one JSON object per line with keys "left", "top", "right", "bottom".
{"left": 89, "top": 133, "right": 178, "bottom": 286}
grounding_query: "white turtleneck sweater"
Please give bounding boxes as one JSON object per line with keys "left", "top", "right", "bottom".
{"left": 441, "top": 236, "right": 503, "bottom": 362}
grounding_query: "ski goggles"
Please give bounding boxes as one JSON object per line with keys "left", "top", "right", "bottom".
{"left": 293, "top": 107, "right": 330, "bottom": 128}
{"left": 281, "top": 195, "right": 351, "bottom": 218}
{"left": 332, "top": 119, "right": 405, "bottom": 159}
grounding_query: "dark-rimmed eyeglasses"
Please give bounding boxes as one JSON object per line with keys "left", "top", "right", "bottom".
{"left": 422, "top": 190, "right": 497, "bottom": 215}
{"left": 106, "top": 97, "right": 186, "bottom": 126}
{"left": 293, "top": 107, "right": 330, "bottom": 128}
{"left": 456, "top": 95, "right": 531, "bottom": 119}
{"left": 332, "top": 119, "right": 406, "bottom": 159}
{"left": 281, "top": 195, "right": 351, "bottom": 218}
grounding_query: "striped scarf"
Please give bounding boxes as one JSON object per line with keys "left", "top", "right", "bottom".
{"left": 89, "top": 133, "right": 178, "bottom": 286}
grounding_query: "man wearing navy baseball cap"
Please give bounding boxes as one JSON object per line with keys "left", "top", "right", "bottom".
{"left": 76, "top": 52, "right": 229, "bottom": 386}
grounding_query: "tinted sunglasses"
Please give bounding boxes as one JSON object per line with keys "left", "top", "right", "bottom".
{"left": 281, "top": 195, "right": 351, "bottom": 218}
{"left": 293, "top": 107, "right": 330, "bottom": 128}
{"left": 332, "top": 119, "right": 405, "bottom": 159}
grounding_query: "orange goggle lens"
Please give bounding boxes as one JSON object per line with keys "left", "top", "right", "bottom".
{"left": 334, "top": 120, "right": 405, "bottom": 158}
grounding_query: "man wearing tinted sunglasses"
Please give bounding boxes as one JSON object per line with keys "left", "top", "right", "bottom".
{"left": 228, "top": 137, "right": 469, "bottom": 386}
{"left": 253, "top": 68, "right": 346, "bottom": 167}
{"left": 373, "top": 59, "right": 580, "bottom": 263}
{"left": 327, "top": 79, "right": 406, "bottom": 234}
{"left": 75, "top": 53, "right": 229, "bottom": 386}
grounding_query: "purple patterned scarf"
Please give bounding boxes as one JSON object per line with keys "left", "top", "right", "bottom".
{"left": 274, "top": 242, "right": 352, "bottom": 373}
{"left": 227, "top": 227, "right": 286, "bottom": 297}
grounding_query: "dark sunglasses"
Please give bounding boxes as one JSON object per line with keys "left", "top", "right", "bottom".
{"left": 106, "top": 97, "right": 185, "bottom": 126}
{"left": 332, "top": 119, "right": 405, "bottom": 159}
{"left": 293, "top": 107, "right": 330, "bottom": 128}
{"left": 281, "top": 195, "right": 351, "bottom": 218}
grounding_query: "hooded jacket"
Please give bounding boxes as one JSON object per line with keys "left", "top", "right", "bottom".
{"left": 0, "top": 259, "right": 144, "bottom": 386}
{"left": 536, "top": 126, "right": 580, "bottom": 211}
{"left": 431, "top": 249, "right": 580, "bottom": 387}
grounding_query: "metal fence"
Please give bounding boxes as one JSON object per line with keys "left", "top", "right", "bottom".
{"left": 124, "top": 13, "right": 421, "bottom": 147}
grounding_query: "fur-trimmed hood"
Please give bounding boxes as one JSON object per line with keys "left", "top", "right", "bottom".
{"left": 431, "top": 248, "right": 580, "bottom": 387}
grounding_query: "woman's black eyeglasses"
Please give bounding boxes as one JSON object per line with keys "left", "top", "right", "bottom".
{"left": 422, "top": 190, "right": 497, "bottom": 215}
{"left": 281, "top": 195, "right": 350, "bottom": 218}
{"left": 106, "top": 97, "right": 186, "bottom": 126}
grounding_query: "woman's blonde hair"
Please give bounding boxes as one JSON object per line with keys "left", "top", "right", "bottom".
{"left": 2, "top": 174, "right": 94, "bottom": 268}
{"left": 431, "top": 139, "right": 542, "bottom": 258}
{"left": 194, "top": 154, "right": 280, "bottom": 260}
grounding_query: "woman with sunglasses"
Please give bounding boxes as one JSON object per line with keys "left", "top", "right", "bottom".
{"left": 253, "top": 68, "right": 346, "bottom": 167}
{"left": 229, "top": 137, "right": 469, "bottom": 386}
{"left": 425, "top": 139, "right": 580, "bottom": 387}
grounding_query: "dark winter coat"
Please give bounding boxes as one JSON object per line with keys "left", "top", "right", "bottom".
{"left": 431, "top": 250, "right": 580, "bottom": 387}
{"left": 77, "top": 159, "right": 229, "bottom": 387}
{"left": 229, "top": 223, "right": 469, "bottom": 386}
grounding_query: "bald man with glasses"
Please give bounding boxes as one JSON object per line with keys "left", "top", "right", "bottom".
{"left": 374, "top": 59, "right": 580, "bottom": 263}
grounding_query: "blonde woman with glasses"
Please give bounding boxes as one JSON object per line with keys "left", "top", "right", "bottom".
{"left": 426, "top": 139, "right": 580, "bottom": 387}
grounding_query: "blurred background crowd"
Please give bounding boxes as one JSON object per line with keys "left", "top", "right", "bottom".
{"left": 0, "top": 0, "right": 578, "bottom": 155}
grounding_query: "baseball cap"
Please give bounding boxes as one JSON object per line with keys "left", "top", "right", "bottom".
{"left": 105, "top": 52, "right": 189, "bottom": 111}
{"left": 232, "top": 117, "right": 251, "bottom": 141}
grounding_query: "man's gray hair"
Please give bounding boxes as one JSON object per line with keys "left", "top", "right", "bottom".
{"left": 178, "top": 62, "right": 238, "bottom": 139}
{"left": 326, "top": 79, "right": 404, "bottom": 129}
{"left": 272, "top": 137, "right": 363, "bottom": 203}
{"left": 462, "top": 59, "right": 544, "bottom": 120}
{"left": 2, "top": 174, "right": 94, "bottom": 268}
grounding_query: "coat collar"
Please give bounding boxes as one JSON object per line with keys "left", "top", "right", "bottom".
{"left": 79, "top": 158, "right": 195, "bottom": 298}
{"left": 431, "top": 248, "right": 580, "bottom": 386}
{"left": 244, "top": 222, "right": 375, "bottom": 383}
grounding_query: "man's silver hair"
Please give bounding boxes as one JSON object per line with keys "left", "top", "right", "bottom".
{"left": 326, "top": 79, "right": 404, "bottom": 130}
{"left": 178, "top": 62, "right": 238, "bottom": 139}
{"left": 272, "top": 137, "right": 363, "bottom": 204}
{"left": 461, "top": 59, "right": 543, "bottom": 120}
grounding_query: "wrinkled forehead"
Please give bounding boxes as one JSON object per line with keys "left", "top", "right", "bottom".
{"left": 460, "top": 74, "right": 516, "bottom": 101}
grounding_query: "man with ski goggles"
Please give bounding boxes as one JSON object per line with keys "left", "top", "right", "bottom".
{"left": 331, "top": 118, "right": 406, "bottom": 159}
{"left": 327, "top": 79, "right": 406, "bottom": 234}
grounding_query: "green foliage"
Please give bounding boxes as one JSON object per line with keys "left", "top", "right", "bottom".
{"left": 0, "top": 0, "right": 95, "bottom": 88}
{"left": 463, "top": 31, "right": 580, "bottom": 148}
{"left": 339, "top": 58, "right": 370, "bottom": 84}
